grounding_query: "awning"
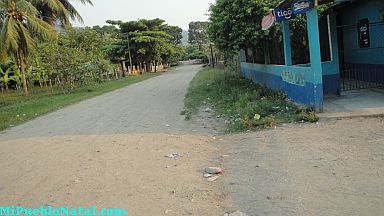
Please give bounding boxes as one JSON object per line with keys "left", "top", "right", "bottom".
{"left": 277, "top": 0, "right": 349, "bottom": 8}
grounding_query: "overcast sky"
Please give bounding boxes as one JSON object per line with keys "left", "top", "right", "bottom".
{"left": 72, "top": 0, "right": 215, "bottom": 30}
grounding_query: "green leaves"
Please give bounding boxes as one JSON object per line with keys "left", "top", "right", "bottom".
{"left": 188, "top": 21, "right": 210, "bottom": 48}
{"left": 108, "top": 19, "right": 185, "bottom": 65}
{"left": 208, "top": 0, "right": 280, "bottom": 54}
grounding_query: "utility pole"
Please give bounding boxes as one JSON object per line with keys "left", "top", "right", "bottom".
{"left": 127, "top": 35, "right": 133, "bottom": 74}
{"left": 210, "top": 44, "right": 215, "bottom": 68}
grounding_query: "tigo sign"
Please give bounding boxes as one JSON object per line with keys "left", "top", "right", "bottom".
{"left": 273, "top": 6, "right": 295, "bottom": 22}
{"left": 292, "top": 0, "right": 314, "bottom": 15}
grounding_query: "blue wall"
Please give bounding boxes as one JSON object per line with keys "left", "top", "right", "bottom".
{"left": 241, "top": 63, "right": 323, "bottom": 109}
{"left": 341, "top": 0, "right": 384, "bottom": 65}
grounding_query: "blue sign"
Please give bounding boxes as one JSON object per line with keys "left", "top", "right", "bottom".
{"left": 273, "top": 6, "right": 295, "bottom": 22}
{"left": 292, "top": 0, "right": 314, "bottom": 15}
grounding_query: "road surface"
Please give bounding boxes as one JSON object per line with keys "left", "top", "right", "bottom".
{"left": 1, "top": 63, "right": 383, "bottom": 216}
{"left": 0, "top": 64, "right": 225, "bottom": 215}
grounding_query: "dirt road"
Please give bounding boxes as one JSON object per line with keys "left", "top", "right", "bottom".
{"left": 219, "top": 117, "right": 384, "bottom": 216}
{"left": 1, "top": 63, "right": 383, "bottom": 216}
{"left": 0, "top": 64, "right": 225, "bottom": 215}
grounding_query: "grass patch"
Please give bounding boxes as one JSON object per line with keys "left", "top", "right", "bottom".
{"left": 184, "top": 67, "right": 318, "bottom": 132}
{"left": 0, "top": 73, "right": 158, "bottom": 131}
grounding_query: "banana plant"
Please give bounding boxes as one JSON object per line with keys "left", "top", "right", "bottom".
{"left": 0, "top": 66, "right": 12, "bottom": 90}
{"left": 9, "top": 66, "right": 22, "bottom": 90}
{"left": 0, "top": 67, "right": 5, "bottom": 91}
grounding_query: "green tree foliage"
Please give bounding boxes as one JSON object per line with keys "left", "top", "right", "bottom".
{"left": 160, "top": 24, "right": 183, "bottom": 45}
{"left": 35, "top": 28, "right": 114, "bottom": 92}
{"left": 208, "top": 0, "right": 279, "bottom": 56}
{"left": 188, "top": 21, "right": 210, "bottom": 49}
{"left": 185, "top": 45, "right": 207, "bottom": 61}
{"left": 31, "top": 0, "right": 93, "bottom": 26}
{"left": 0, "top": 0, "right": 93, "bottom": 94}
{"left": 107, "top": 18, "right": 185, "bottom": 70}
{"left": 0, "top": 0, "right": 58, "bottom": 94}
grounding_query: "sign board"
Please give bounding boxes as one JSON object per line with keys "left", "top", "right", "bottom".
{"left": 358, "top": 18, "right": 370, "bottom": 48}
{"left": 292, "top": 0, "right": 314, "bottom": 15}
{"left": 261, "top": 12, "right": 275, "bottom": 30}
{"left": 282, "top": 71, "right": 306, "bottom": 86}
{"left": 273, "top": 6, "right": 295, "bottom": 22}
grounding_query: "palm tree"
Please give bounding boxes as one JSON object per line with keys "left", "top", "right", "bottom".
{"left": 0, "top": 0, "right": 58, "bottom": 94}
{"left": 32, "top": 0, "right": 93, "bottom": 27}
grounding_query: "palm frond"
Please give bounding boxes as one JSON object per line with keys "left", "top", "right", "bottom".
{"left": 26, "top": 15, "right": 58, "bottom": 41}
{"left": 0, "top": 17, "right": 20, "bottom": 58}
{"left": 15, "top": 0, "right": 40, "bottom": 16}
{"left": 17, "top": 21, "right": 37, "bottom": 56}
{"left": 59, "top": 0, "right": 84, "bottom": 24}
{"left": 70, "top": 0, "right": 93, "bottom": 6}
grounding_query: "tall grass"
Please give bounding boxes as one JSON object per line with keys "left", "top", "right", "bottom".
{"left": 184, "top": 67, "right": 318, "bottom": 132}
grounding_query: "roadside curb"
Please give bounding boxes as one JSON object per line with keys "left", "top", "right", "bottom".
{"left": 318, "top": 107, "right": 384, "bottom": 119}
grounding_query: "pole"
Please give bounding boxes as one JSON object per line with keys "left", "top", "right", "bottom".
{"left": 127, "top": 35, "right": 133, "bottom": 74}
{"left": 210, "top": 44, "right": 215, "bottom": 68}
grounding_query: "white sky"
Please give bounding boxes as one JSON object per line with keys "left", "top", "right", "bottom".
{"left": 72, "top": 0, "right": 215, "bottom": 30}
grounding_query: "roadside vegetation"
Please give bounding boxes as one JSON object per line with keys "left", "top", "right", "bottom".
{"left": 184, "top": 66, "right": 318, "bottom": 132}
{"left": 0, "top": 73, "right": 157, "bottom": 131}
{"left": 0, "top": 0, "right": 192, "bottom": 130}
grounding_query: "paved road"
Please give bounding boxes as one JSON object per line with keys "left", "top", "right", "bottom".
{"left": 0, "top": 64, "right": 212, "bottom": 140}
{"left": 0, "top": 64, "right": 225, "bottom": 215}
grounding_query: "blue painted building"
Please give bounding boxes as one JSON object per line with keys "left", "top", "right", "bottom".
{"left": 240, "top": 0, "right": 384, "bottom": 111}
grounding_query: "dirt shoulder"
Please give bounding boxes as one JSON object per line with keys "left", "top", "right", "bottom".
{"left": 0, "top": 134, "right": 225, "bottom": 215}
{"left": 217, "top": 117, "right": 384, "bottom": 216}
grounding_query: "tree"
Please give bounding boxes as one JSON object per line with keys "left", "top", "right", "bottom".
{"left": 36, "top": 27, "right": 114, "bottom": 90}
{"left": 208, "top": 0, "right": 279, "bottom": 57}
{"left": 107, "top": 19, "right": 184, "bottom": 72}
{"left": 161, "top": 24, "right": 182, "bottom": 45}
{"left": 188, "top": 21, "right": 210, "bottom": 49}
{"left": 32, "top": 0, "right": 93, "bottom": 27}
{"left": 0, "top": 0, "right": 58, "bottom": 94}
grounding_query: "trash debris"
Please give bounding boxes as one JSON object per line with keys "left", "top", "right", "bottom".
{"left": 224, "top": 211, "right": 248, "bottom": 216}
{"left": 204, "top": 167, "right": 223, "bottom": 174}
{"left": 254, "top": 114, "right": 261, "bottom": 120}
{"left": 204, "top": 108, "right": 212, "bottom": 113}
{"left": 165, "top": 153, "right": 182, "bottom": 159}
{"left": 203, "top": 173, "right": 213, "bottom": 178}
{"left": 207, "top": 176, "right": 219, "bottom": 182}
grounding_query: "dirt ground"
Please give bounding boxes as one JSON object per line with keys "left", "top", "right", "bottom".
{"left": 218, "top": 117, "right": 384, "bottom": 216}
{"left": 1, "top": 63, "right": 383, "bottom": 216}
{"left": 0, "top": 134, "right": 223, "bottom": 215}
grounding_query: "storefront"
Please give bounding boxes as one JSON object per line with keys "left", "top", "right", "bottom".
{"left": 240, "top": 0, "right": 384, "bottom": 112}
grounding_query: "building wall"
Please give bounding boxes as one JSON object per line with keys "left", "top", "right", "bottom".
{"left": 341, "top": 0, "right": 384, "bottom": 65}
{"left": 241, "top": 63, "right": 323, "bottom": 110}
